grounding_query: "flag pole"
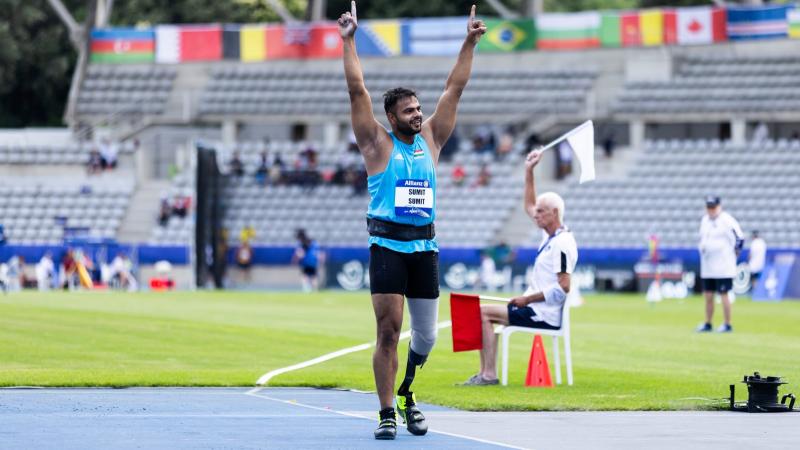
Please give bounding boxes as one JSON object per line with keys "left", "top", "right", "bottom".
{"left": 478, "top": 295, "right": 511, "bottom": 302}
{"left": 538, "top": 120, "right": 593, "bottom": 153}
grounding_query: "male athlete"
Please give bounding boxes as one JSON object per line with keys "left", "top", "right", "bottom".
{"left": 338, "top": 1, "right": 485, "bottom": 440}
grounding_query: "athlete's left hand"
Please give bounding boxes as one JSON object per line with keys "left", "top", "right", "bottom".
{"left": 466, "top": 5, "right": 487, "bottom": 45}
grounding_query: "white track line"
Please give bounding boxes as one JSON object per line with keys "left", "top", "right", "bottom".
{"left": 244, "top": 389, "right": 530, "bottom": 450}
{"left": 255, "top": 320, "right": 452, "bottom": 386}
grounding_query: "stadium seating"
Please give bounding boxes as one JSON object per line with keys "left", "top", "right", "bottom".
{"left": 0, "top": 141, "right": 135, "bottom": 165}
{"left": 198, "top": 68, "right": 597, "bottom": 119}
{"left": 562, "top": 139, "right": 800, "bottom": 248}
{"left": 77, "top": 66, "right": 176, "bottom": 117}
{"left": 0, "top": 179, "right": 134, "bottom": 245}
{"left": 143, "top": 139, "right": 524, "bottom": 247}
{"left": 613, "top": 56, "right": 800, "bottom": 115}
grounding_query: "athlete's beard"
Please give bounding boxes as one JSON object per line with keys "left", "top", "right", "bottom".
{"left": 396, "top": 118, "right": 422, "bottom": 136}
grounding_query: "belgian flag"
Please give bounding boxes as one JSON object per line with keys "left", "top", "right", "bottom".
{"left": 223, "top": 24, "right": 268, "bottom": 62}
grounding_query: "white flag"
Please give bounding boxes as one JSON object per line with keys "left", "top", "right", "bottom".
{"left": 564, "top": 120, "right": 596, "bottom": 184}
{"left": 155, "top": 25, "right": 180, "bottom": 64}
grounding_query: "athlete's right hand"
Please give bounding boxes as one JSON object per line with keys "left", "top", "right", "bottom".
{"left": 338, "top": 1, "right": 358, "bottom": 38}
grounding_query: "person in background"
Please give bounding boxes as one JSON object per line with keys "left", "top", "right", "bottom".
{"left": 475, "top": 163, "right": 491, "bottom": 187}
{"left": 109, "top": 251, "right": 138, "bottom": 292}
{"left": 752, "top": 122, "right": 769, "bottom": 143}
{"left": 603, "top": 133, "right": 615, "bottom": 159}
{"left": 496, "top": 128, "right": 514, "bottom": 160}
{"left": 292, "top": 229, "right": 321, "bottom": 293}
{"left": 35, "top": 252, "right": 56, "bottom": 291}
{"left": 255, "top": 151, "right": 270, "bottom": 186}
{"left": 748, "top": 230, "right": 767, "bottom": 291}
{"left": 479, "top": 250, "right": 497, "bottom": 291}
{"left": 6, "top": 255, "right": 23, "bottom": 292}
{"left": 229, "top": 151, "right": 245, "bottom": 177}
{"left": 697, "top": 196, "right": 743, "bottom": 333}
{"left": 270, "top": 153, "right": 285, "bottom": 185}
{"left": 88, "top": 148, "right": 103, "bottom": 174}
{"left": 556, "top": 140, "right": 573, "bottom": 180}
{"left": 158, "top": 196, "right": 171, "bottom": 227}
{"left": 451, "top": 163, "right": 466, "bottom": 186}
{"left": 463, "top": 149, "right": 577, "bottom": 385}
{"left": 98, "top": 138, "right": 118, "bottom": 169}
{"left": 237, "top": 225, "right": 256, "bottom": 282}
{"left": 61, "top": 248, "right": 77, "bottom": 289}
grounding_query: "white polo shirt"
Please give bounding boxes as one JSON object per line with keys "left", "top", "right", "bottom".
{"left": 523, "top": 228, "right": 578, "bottom": 327}
{"left": 699, "top": 211, "right": 743, "bottom": 279}
{"left": 748, "top": 237, "right": 767, "bottom": 274}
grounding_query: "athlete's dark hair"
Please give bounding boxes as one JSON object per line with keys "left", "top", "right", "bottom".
{"left": 383, "top": 87, "right": 417, "bottom": 114}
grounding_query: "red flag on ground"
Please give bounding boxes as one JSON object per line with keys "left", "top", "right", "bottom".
{"left": 450, "top": 293, "right": 482, "bottom": 352}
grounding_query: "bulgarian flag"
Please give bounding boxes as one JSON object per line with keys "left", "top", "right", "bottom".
{"left": 90, "top": 28, "right": 155, "bottom": 63}
{"left": 536, "top": 12, "right": 601, "bottom": 50}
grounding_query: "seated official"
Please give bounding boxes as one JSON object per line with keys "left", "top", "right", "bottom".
{"left": 463, "top": 149, "right": 578, "bottom": 386}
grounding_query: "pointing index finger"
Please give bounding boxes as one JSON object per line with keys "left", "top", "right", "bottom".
{"left": 470, "top": 4, "right": 476, "bottom": 21}
{"left": 351, "top": 1, "right": 357, "bottom": 21}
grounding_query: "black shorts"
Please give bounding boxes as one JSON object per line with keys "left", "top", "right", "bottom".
{"left": 702, "top": 278, "right": 733, "bottom": 293}
{"left": 302, "top": 266, "right": 317, "bottom": 277}
{"left": 369, "top": 244, "right": 439, "bottom": 298}
{"left": 507, "top": 304, "right": 560, "bottom": 330}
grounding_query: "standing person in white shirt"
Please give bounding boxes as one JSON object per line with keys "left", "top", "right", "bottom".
{"left": 748, "top": 230, "right": 767, "bottom": 290}
{"left": 462, "top": 149, "right": 578, "bottom": 385}
{"left": 697, "top": 196, "right": 743, "bottom": 333}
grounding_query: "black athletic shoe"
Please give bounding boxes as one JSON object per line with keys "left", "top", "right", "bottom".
{"left": 374, "top": 407, "right": 397, "bottom": 440}
{"left": 396, "top": 392, "right": 428, "bottom": 436}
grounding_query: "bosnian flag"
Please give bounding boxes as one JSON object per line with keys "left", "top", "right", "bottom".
{"left": 727, "top": 5, "right": 789, "bottom": 40}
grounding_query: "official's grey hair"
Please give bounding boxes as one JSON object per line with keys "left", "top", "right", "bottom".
{"left": 538, "top": 192, "right": 565, "bottom": 223}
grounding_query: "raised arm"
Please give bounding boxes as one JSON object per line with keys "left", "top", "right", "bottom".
{"left": 339, "top": 1, "right": 390, "bottom": 173}
{"left": 422, "top": 5, "right": 486, "bottom": 158}
{"left": 523, "top": 150, "right": 543, "bottom": 219}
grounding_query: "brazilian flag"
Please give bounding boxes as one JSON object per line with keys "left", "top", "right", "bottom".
{"left": 477, "top": 19, "right": 536, "bottom": 52}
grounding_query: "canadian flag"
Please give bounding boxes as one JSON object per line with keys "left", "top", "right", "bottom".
{"left": 664, "top": 7, "right": 727, "bottom": 45}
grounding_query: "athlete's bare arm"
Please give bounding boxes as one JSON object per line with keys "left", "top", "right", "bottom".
{"left": 339, "top": 1, "right": 391, "bottom": 175}
{"left": 523, "top": 150, "right": 543, "bottom": 219}
{"left": 422, "top": 5, "right": 486, "bottom": 161}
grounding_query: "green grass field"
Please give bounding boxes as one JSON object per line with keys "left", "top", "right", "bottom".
{"left": 1, "top": 290, "right": 798, "bottom": 411}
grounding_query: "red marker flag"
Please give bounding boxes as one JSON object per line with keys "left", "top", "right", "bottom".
{"left": 450, "top": 293, "right": 483, "bottom": 352}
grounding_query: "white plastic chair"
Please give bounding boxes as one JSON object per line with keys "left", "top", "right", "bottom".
{"left": 499, "top": 304, "right": 572, "bottom": 386}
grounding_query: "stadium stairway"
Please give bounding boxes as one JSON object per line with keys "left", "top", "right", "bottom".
{"left": 117, "top": 180, "right": 171, "bottom": 243}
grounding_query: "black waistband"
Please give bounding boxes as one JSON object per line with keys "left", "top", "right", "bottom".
{"left": 367, "top": 217, "right": 435, "bottom": 241}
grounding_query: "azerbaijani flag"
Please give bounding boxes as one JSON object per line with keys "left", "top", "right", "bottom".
{"left": 90, "top": 28, "right": 155, "bottom": 63}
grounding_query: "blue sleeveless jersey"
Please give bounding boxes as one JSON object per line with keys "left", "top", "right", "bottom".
{"left": 367, "top": 132, "right": 438, "bottom": 253}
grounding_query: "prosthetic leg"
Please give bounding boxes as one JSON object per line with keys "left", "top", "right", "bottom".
{"left": 396, "top": 345, "right": 429, "bottom": 435}
{"left": 395, "top": 297, "right": 438, "bottom": 436}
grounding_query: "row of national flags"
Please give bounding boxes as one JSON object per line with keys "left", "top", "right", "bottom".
{"left": 91, "top": 4, "right": 800, "bottom": 63}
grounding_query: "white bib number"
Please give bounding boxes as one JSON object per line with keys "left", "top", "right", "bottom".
{"left": 395, "top": 179, "right": 433, "bottom": 218}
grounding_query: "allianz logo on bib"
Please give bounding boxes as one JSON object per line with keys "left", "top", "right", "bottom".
{"left": 401, "top": 180, "right": 428, "bottom": 188}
